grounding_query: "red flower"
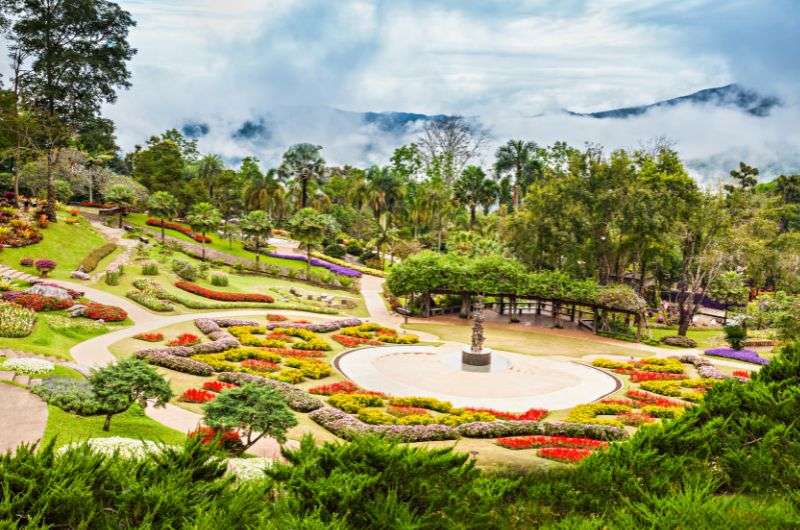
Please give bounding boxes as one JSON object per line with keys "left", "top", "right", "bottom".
{"left": 179, "top": 388, "right": 216, "bottom": 403}
{"left": 262, "top": 347, "right": 325, "bottom": 358}
{"left": 332, "top": 334, "right": 382, "bottom": 347}
{"left": 84, "top": 302, "right": 127, "bottom": 322}
{"left": 733, "top": 370, "right": 751, "bottom": 379}
{"left": 292, "top": 319, "right": 311, "bottom": 324}
{"left": 387, "top": 405, "right": 429, "bottom": 417}
{"left": 307, "top": 380, "right": 386, "bottom": 396}
{"left": 241, "top": 359, "right": 280, "bottom": 372}
{"left": 188, "top": 426, "right": 243, "bottom": 450}
{"left": 625, "top": 389, "right": 685, "bottom": 407}
{"left": 266, "top": 314, "right": 288, "bottom": 322}
{"left": 12, "top": 294, "right": 73, "bottom": 312}
{"left": 628, "top": 370, "right": 688, "bottom": 382}
{"left": 168, "top": 333, "right": 201, "bottom": 347}
{"left": 174, "top": 280, "right": 275, "bottom": 303}
{"left": 134, "top": 332, "right": 164, "bottom": 342}
{"left": 202, "top": 380, "right": 238, "bottom": 392}
{"left": 496, "top": 435, "right": 607, "bottom": 450}
{"left": 536, "top": 447, "right": 594, "bottom": 463}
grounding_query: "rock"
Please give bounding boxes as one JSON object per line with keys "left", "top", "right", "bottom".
{"left": 67, "top": 304, "right": 87, "bottom": 317}
{"left": 25, "top": 284, "right": 72, "bottom": 300}
{"left": 71, "top": 270, "right": 91, "bottom": 280}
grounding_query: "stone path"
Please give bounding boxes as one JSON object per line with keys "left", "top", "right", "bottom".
{"left": 0, "top": 264, "right": 39, "bottom": 283}
{"left": 84, "top": 220, "right": 139, "bottom": 280}
{"left": 0, "top": 383, "right": 48, "bottom": 453}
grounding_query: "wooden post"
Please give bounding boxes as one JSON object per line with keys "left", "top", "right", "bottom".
{"left": 570, "top": 304, "right": 576, "bottom": 322}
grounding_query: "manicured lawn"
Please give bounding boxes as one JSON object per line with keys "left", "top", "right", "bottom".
{"left": 0, "top": 211, "right": 108, "bottom": 280}
{"left": 0, "top": 312, "right": 130, "bottom": 360}
{"left": 647, "top": 327, "right": 725, "bottom": 349}
{"left": 42, "top": 404, "right": 186, "bottom": 447}
{"left": 404, "top": 320, "right": 647, "bottom": 358}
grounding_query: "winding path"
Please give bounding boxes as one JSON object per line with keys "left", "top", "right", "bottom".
{"left": 0, "top": 383, "right": 48, "bottom": 453}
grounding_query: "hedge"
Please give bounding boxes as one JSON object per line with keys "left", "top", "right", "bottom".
{"left": 78, "top": 243, "right": 117, "bottom": 273}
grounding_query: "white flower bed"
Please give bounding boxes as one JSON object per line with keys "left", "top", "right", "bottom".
{"left": 60, "top": 437, "right": 168, "bottom": 458}
{"left": 3, "top": 357, "right": 54, "bottom": 375}
{"left": 226, "top": 457, "right": 274, "bottom": 480}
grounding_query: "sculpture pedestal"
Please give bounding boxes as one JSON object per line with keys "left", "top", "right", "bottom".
{"left": 462, "top": 348, "right": 492, "bottom": 367}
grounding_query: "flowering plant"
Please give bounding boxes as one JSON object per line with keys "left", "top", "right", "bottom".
{"left": 733, "top": 370, "right": 751, "bottom": 379}
{"left": 179, "top": 388, "right": 216, "bottom": 403}
{"left": 629, "top": 370, "right": 688, "bottom": 382}
{"left": 3, "top": 357, "right": 54, "bottom": 375}
{"left": 465, "top": 407, "right": 548, "bottom": 422}
{"left": 167, "top": 333, "right": 201, "bottom": 347}
{"left": 188, "top": 426, "right": 243, "bottom": 451}
{"left": 536, "top": 447, "right": 594, "bottom": 463}
{"left": 0, "top": 302, "right": 37, "bottom": 337}
{"left": 625, "top": 389, "right": 687, "bottom": 407}
{"left": 34, "top": 259, "right": 56, "bottom": 277}
{"left": 202, "top": 380, "right": 238, "bottom": 393}
{"left": 704, "top": 347, "right": 769, "bottom": 365}
{"left": 146, "top": 218, "right": 211, "bottom": 243}
{"left": 496, "top": 435, "right": 607, "bottom": 450}
{"left": 134, "top": 332, "right": 164, "bottom": 342}
{"left": 174, "top": 280, "right": 275, "bottom": 303}
{"left": 268, "top": 252, "right": 362, "bottom": 277}
{"left": 84, "top": 302, "right": 127, "bottom": 321}
{"left": 11, "top": 293, "right": 73, "bottom": 312}
{"left": 241, "top": 359, "right": 281, "bottom": 373}
{"left": 308, "top": 380, "right": 382, "bottom": 396}
{"left": 19, "top": 257, "right": 34, "bottom": 267}
{"left": 266, "top": 314, "right": 288, "bottom": 322}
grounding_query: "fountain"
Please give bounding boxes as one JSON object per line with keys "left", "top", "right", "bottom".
{"left": 462, "top": 298, "right": 493, "bottom": 367}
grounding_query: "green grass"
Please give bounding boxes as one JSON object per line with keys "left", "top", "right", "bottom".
{"left": 404, "top": 321, "right": 648, "bottom": 358}
{"left": 647, "top": 327, "right": 725, "bottom": 349}
{"left": 0, "top": 312, "right": 130, "bottom": 360}
{"left": 0, "top": 211, "right": 108, "bottom": 280}
{"left": 42, "top": 404, "right": 186, "bottom": 448}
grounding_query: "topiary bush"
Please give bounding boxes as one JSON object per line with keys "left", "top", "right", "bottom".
{"left": 141, "top": 261, "right": 159, "bottom": 276}
{"left": 660, "top": 335, "right": 698, "bottom": 348}
{"left": 210, "top": 272, "right": 229, "bottom": 287}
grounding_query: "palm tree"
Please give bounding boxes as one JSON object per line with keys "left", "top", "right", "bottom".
{"left": 186, "top": 202, "right": 221, "bottom": 261}
{"left": 104, "top": 184, "right": 136, "bottom": 228}
{"left": 147, "top": 191, "right": 178, "bottom": 242}
{"left": 196, "top": 154, "right": 225, "bottom": 200}
{"left": 289, "top": 208, "right": 339, "bottom": 277}
{"left": 240, "top": 210, "right": 272, "bottom": 268}
{"left": 454, "top": 166, "right": 498, "bottom": 228}
{"left": 494, "top": 139, "right": 540, "bottom": 211}
{"left": 278, "top": 143, "right": 326, "bottom": 209}
{"left": 244, "top": 168, "right": 285, "bottom": 220}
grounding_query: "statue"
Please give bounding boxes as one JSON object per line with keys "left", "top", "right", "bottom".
{"left": 462, "top": 297, "right": 492, "bottom": 366}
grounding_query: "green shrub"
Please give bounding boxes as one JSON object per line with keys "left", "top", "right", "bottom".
{"left": 126, "top": 290, "right": 174, "bottom": 312}
{"left": 104, "top": 270, "right": 121, "bottom": 286}
{"left": 31, "top": 377, "right": 105, "bottom": 415}
{"left": 210, "top": 272, "right": 229, "bottom": 287}
{"left": 141, "top": 261, "right": 159, "bottom": 275}
{"left": 171, "top": 259, "right": 199, "bottom": 281}
{"left": 324, "top": 243, "right": 346, "bottom": 259}
{"left": 78, "top": 243, "right": 117, "bottom": 273}
{"left": 724, "top": 323, "right": 747, "bottom": 350}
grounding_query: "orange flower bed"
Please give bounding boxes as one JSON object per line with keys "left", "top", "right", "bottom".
{"left": 174, "top": 280, "right": 274, "bottom": 303}
{"left": 332, "top": 334, "right": 382, "bottom": 347}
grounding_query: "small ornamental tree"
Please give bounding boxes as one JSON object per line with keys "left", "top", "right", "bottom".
{"left": 288, "top": 208, "right": 339, "bottom": 276}
{"left": 709, "top": 270, "right": 750, "bottom": 323}
{"left": 187, "top": 202, "right": 221, "bottom": 260}
{"left": 147, "top": 191, "right": 179, "bottom": 243}
{"left": 104, "top": 184, "right": 136, "bottom": 228}
{"left": 240, "top": 210, "right": 272, "bottom": 267}
{"left": 202, "top": 383, "right": 297, "bottom": 455}
{"left": 89, "top": 358, "right": 173, "bottom": 431}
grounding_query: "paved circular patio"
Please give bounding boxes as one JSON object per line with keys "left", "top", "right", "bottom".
{"left": 335, "top": 345, "right": 620, "bottom": 412}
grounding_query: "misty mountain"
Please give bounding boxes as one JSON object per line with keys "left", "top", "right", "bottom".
{"left": 567, "top": 84, "right": 781, "bottom": 119}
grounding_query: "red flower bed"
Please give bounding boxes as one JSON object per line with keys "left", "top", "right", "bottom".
{"left": 628, "top": 370, "right": 688, "bottom": 382}
{"left": 167, "top": 333, "right": 201, "bottom": 347}
{"left": 332, "top": 334, "right": 382, "bottom": 347}
{"left": 202, "top": 380, "right": 237, "bottom": 393}
{"left": 84, "top": 302, "right": 128, "bottom": 322}
{"left": 179, "top": 388, "right": 216, "bottom": 403}
{"left": 266, "top": 332, "right": 292, "bottom": 341}
{"left": 266, "top": 314, "right": 288, "bottom": 321}
{"left": 619, "top": 411, "right": 655, "bottom": 426}
{"left": 12, "top": 294, "right": 73, "bottom": 312}
{"left": 292, "top": 319, "right": 311, "bottom": 324}
{"left": 599, "top": 398, "right": 636, "bottom": 406}
{"left": 262, "top": 347, "right": 325, "bottom": 358}
{"left": 174, "top": 281, "right": 275, "bottom": 303}
{"left": 536, "top": 447, "right": 594, "bottom": 463}
{"left": 188, "top": 426, "right": 243, "bottom": 450}
{"left": 308, "top": 380, "right": 385, "bottom": 396}
{"left": 134, "top": 332, "right": 164, "bottom": 342}
{"left": 241, "top": 359, "right": 280, "bottom": 372}
{"left": 146, "top": 218, "right": 211, "bottom": 243}
{"left": 496, "top": 435, "right": 608, "bottom": 450}
{"left": 466, "top": 407, "right": 548, "bottom": 422}
{"left": 733, "top": 370, "right": 751, "bottom": 379}
{"left": 626, "top": 389, "right": 685, "bottom": 407}
{"left": 79, "top": 201, "right": 113, "bottom": 208}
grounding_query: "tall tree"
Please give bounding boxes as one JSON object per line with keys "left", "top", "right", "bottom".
{"left": 494, "top": 139, "right": 540, "bottom": 211}
{"left": 243, "top": 159, "right": 285, "bottom": 219}
{"left": 187, "top": 202, "right": 221, "bottom": 261}
{"left": 289, "top": 208, "right": 338, "bottom": 276}
{"left": 147, "top": 191, "right": 178, "bottom": 242}
{"left": 278, "top": 143, "right": 326, "bottom": 209}
{"left": 417, "top": 116, "right": 487, "bottom": 182}
{"left": 454, "top": 165, "right": 497, "bottom": 228}
{"left": 240, "top": 210, "right": 272, "bottom": 268}
{"left": 104, "top": 183, "right": 135, "bottom": 228}
{"left": 195, "top": 153, "right": 224, "bottom": 201}
{"left": 132, "top": 137, "right": 184, "bottom": 194}
{"left": 7, "top": 0, "right": 136, "bottom": 220}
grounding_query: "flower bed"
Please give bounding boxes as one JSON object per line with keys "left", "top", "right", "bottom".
{"left": 496, "top": 435, "right": 608, "bottom": 450}
{"left": 135, "top": 350, "right": 214, "bottom": 376}
{"left": 625, "top": 389, "right": 687, "bottom": 408}
{"left": 168, "top": 333, "right": 201, "bottom": 347}
{"left": 188, "top": 426, "right": 243, "bottom": 451}
{"left": 146, "top": 218, "right": 211, "bottom": 243}
{"left": 593, "top": 357, "right": 685, "bottom": 374}
{"left": 465, "top": 407, "right": 548, "bottom": 421}
{"left": 308, "top": 380, "right": 384, "bottom": 396}
{"left": 733, "top": 370, "right": 751, "bottom": 379}
{"left": 217, "top": 371, "right": 323, "bottom": 412}
{"left": 674, "top": 355, "right": 728, "bottom": 380}
{"left": 340, "top": 323, "right": 418, "bottom": 345}
{"left": 11, "top": 293, "right": 73, "bottom": 312}
{"left": 629, "top": 371, "right": 688, "bottom": 382}
{"left": 84, "top": 302, "right": 128, "bottom": 322}
{"left": 311, "top": 251, "right": 385, "bottom": 277}
{"left": 704, "top": 347, "right": 769, "bottom": 365}
{"left": 0, "top": 302, "right": 36, "bottom": 337}
{"left": 240, "top": 359, "right": 280, "bottom": 373}
{"left": 266, "top": 314, "right": 288, "bottom": 322}
{"left": 174, "top": 281, "right": 275, "bottom": 303}
{"left": 332, "top": 334, "right": 382, "bottom": 347}
{"left": 3, "top": 357, "right": 54, "bottom": 375}
{"left": 126, "top": 290, "right": 175, "bottom": 312}
{"left": 537, "top": 447, "right": 594, "bottom": 463}
{"left": 309, "top": 407, "right": 458, "bottom": 442}
{"left": 78, "top": 243, "right": 118, "bottom": 273}
{"left": 638, "top": 379, "right": 716, "bottom": 402}
{"left": 180, "top": 388, "right": 216, "bottom": 403}
{"left": 0, "top": 213, "right": 42, "bottom": 247}
{"left": 268, "top": 252, "right": 362, "bottom": 277}
{"left": 202, "top": 380, "right": 238, "bottom": 393}
{"left": 134, "top": 332, "right": 164, "bottom": 342}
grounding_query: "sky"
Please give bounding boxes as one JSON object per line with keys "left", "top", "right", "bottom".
{"left": 98, "top": 1, "right": 800, "bottom": 180}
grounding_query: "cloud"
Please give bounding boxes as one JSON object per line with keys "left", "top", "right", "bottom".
{"left": 24, "top": 0, "right": 797, "bottom": 179}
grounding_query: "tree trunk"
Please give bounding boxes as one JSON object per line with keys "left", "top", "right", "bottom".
{"left": 469, "top": 205, "right": 476, "bottom": 228}
{"left": 45, "top": 149, "right": 57, "bottom": 221}
{"left": 306, "top": 244, "right": 312, "bottom": 277}
{"left": 103, "top": 413, "right": 113, "bottom": 432}
{"left": 201, "top": 238, "right": 206, "bottom": 260}
{"left": 459, "top": 293, "right": 471, "bottom": 319}
{"left": 677, "top": 292, "right": 694, "bottom": 336}
{"left": 301, "top": 178, "right": 308, "bottom": 208}
{"left": 509, "top": 294, "right": 520, "bottom": 323}
{"left": 160, "top": 219, "right": 166, "bottom": 243}
{"left": 118, "top": 211, "right": 124, "bottom": 228}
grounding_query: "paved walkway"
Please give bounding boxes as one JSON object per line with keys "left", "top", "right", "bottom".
{"left": 0, "top": 264, "right": 39, "bottom": 283}
{"left": 0, "top": 383, "right": 48, "bottom": 453}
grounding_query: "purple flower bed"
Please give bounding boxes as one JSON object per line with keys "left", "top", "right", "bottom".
{"left": 268, "top": 252, "right": 361, "bottom": 278}
{"left": 704, "top": 347, "right": 770, "bottom": 365}
{"left": 309, "top": 407, "right": 458, "bottom": 442}
{"left": 265, "top": 318, "right": 362, "bottom": 333}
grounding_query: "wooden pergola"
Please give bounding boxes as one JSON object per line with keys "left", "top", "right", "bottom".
{"left": 416, "top": 288, "right": 645, "bottom": 339}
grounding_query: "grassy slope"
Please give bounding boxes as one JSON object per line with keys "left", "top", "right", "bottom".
{"left": 0, "top": 213, "right": 107, "bottom": 280}
{"left": 0, "top": 312, "right": 130, "bottom": 360}
{"left": 42, "top": 404, "right": 186, "bottom": 447}
{"left": 648, "top": 327, "right": 725, "bottom": 349}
